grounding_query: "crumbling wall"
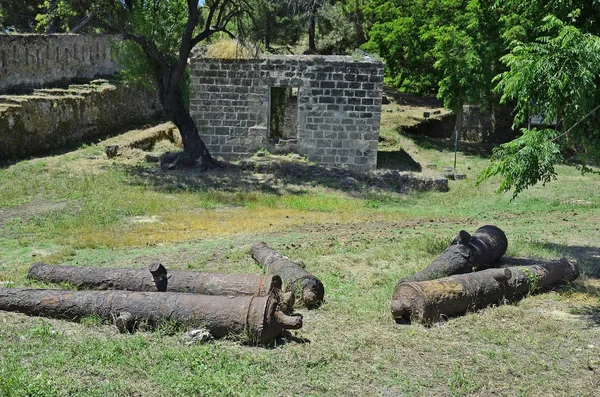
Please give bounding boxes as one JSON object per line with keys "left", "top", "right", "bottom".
{"left": 190, "top": 55, "right": 384, "bottom": 171}
{"left": 461, "top": 104, "right": 515, "bottom": 143}
{"left": 403, "top": 105, "right": 515, "bottom": 143}
{"left": 0, "top": 81, "right": 161, "bottom": 159}
{"left": 0, "top": 34, "right": 118, "bottom": 92}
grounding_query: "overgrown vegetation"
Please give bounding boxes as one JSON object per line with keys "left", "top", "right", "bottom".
{"left": 0, "top": 104, "right": 599, "bottom": 395}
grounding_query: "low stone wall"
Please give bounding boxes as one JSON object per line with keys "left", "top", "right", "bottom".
{"left": 190, "top": 55, "right": 384, "bottom": 171}
{"left": 403, "top": 105, "right": 515, "bottom": 143}
{"left": 0, "top": 80, "right": 161, "bottom": 159}
{"left": 461, "top": 104, "right": 515, "bottom": 143}
{"left": 0, "top": 34, "right": 118, "bottom": 92}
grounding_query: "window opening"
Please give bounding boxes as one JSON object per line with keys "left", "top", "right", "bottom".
{"left": 269, "top": 86, "right": 299, "bottom": 141}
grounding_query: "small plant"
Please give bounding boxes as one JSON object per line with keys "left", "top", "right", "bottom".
{"left": 80, "top": 314, "right": 104, "bottom": 327}
{"left": 29, "top": 319, "right": 57, "bottom": 338}
{"left": 520, "top": 267, "right": 540, "bottom": 295}
{"left": 256, "top": 147, "right": 271, "bottom": 156}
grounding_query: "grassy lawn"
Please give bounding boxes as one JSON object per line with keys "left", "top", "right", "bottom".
{"left": 0, "top": 105, "right": 599, "bottom": 396}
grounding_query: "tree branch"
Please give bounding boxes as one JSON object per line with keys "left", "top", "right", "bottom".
{"left": 215, "top": 0, "right": 231, "bottom": 28}
{"left": 551, "top": 103, "right": 600, "bottom": 142}
{"left": 122, "top": 32, "right": 166, "bottom": 67}
{"left": 70, "top": 11, "right": 97, "bottom": 34}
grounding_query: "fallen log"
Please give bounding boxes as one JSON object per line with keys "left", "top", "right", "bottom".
{"left": 0, "top": 288, "right": 302, "bottom": 344}
{"left": 397, "top": 225, "right": 508, "bottom": 284}
{"left": 251, "top": 242, "right": 324, "bottom": 308}
{"left": 391, "top": 258, "right": 579, "bottom": 324}
{"left": 28, "top": 262, "right": 281, "bottom": 297}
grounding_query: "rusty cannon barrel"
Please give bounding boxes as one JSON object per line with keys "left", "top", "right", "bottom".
{"left": 397, "top": 225, "right": 508, "bottom": 284}
{"left": 391, "top": 258, "right": 579, "bottom": 324}
{"left": 0, "top": 288, "right": 302, "bottom": 344}
{"left": 28, "top": 262, "right": 282, "bottom": 297}
{"left": 251, "top": 242, "right": 324, "bottom": 309}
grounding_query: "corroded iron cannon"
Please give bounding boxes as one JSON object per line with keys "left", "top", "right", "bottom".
{"left": 391, "top": 258, "right": 579, "bottom": 324}
{"left": 0, "top": 288, "right": 302, "bottom": 344}
{"left": 397, "top": 225, "right": 508, "bottom": 284}
{"left": 28, "top": 262, "right": 282, "bottom": 297}
{"left": 251, "top": 242, "right": 324, "bottom": 308}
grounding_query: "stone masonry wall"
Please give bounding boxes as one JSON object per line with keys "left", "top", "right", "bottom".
{"left": 461, "top": 104, "right": 516, "bottom": 143}
{"left": 190, "top": 55, "right": 384, "bottom": 171}
{"left": 0, "top": 34, "right": 118, "bottom": 92}
{"left": 0, "top": 80, "right": 161, "bottom": 159}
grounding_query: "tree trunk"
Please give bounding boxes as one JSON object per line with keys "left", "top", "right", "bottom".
{"left": 391, "top": 258, "right": 579, "bottom": 324}
{"left": 251, "top": 242, "right": 324, "bottom": 308}
{"left": 352, "top": 0, "right": 366, "bottom": 46}
{"left": 158, "top": 78, "right": 215, "bottom": 169}
{"left": 45, "top": 0, "right": 60, "bottom": 34}
{"left": 397, "top": 225, "right": 508, "bottom": 284}
{"left": 28, "top": 262, "right": 283, "bottom": 298}
{"left": 265, "top": 9, "right": 272, "bottom": 50}
{"left": 307, "top": 9, "right": 317, "bottom": 54}
{"left": 0, "top": 288, "right": 302, "bottom": 344}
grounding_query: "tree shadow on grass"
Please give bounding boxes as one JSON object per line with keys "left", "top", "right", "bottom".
{"left": 569, "top": 305, "right": 600, "bottom": 328}
{"left": 537, "top": 243, "right": 600, "bottom": 328}
{"left": 403, "top": 133, "right": 497, "bottom": 158}
{"left": 116, "top": 153, "right": 447, "bottom": 200}
{"left": 542, "top": 243, "right": 600, "bottom": 278}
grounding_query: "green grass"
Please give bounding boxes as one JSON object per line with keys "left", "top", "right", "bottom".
{"left": 1, "top": 120, "right": 599, "bottom": 396}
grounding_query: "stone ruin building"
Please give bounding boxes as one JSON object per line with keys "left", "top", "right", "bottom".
{"left": 190, "top": 55, "right": 385, "bottom": 171}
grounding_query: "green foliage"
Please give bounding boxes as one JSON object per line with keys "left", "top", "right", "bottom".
{"left": 112, "top": 41, "right": 157, "bottom": 90}
{"left": 479, "top": 14, "right": 600, "bottom": 196}
{"left": 247, "top": 0, "right": 306, "bottom": 49}
{"left": 519, "top": 267, "right": 540, "bottom": 295}
{"left": 477, "top": 128, "right": 563, "bottom": 199}
{"left": 429, "top": 24, "right": 479, "bottom": 111}
{"left": 0, "top": 0, "right": 44, "bottom": 32}
{"left": 495, "top": 15, "right": 600, "bottom": 130}
{"left": 126, "top": 0, "right": 189, "bottom": 60}
{"left": 35, "top": 0, "right": 76, "bottom": 32}
{"left": 362, "top": 0, "right": 504, "bottom": 108}
{"left": 362, "top": 0, "right": 437, "bottom": 93}
{"left": 316, "top": 0, "right": 366, "bottom": 55}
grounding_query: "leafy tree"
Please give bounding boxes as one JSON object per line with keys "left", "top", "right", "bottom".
{"left": 362, "top": 0, "right": 438, "bottom": 93}
{"left": 104, "top": 0, "right": 252, "bottom": 169}
{"left": 478, "top": 15, "right": 600, "bottom": 198}
{"left": 36, "top": 0, "right": 102, "bottom": 33}
{"left": 285, "top": 0, "right": 327, "bottom": 53}
{"left": 0, "top": 0, "right": 44, "bottom": 32}
{"left": 317, "top": 0, "right": 367, "bottom": 54}
{"left": 364, "top": 0, "right": 505, "bottom": 140}
{"left": 247, "top": 0, "right": 305, "bottom": 50}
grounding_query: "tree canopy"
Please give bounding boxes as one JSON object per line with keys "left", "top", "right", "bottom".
{"left": 362, "top": 0, "right": 600, "bottom": 197}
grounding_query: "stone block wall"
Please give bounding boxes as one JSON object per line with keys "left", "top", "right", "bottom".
{"left": 0, "top": 81, "right": 161, "bottom": 159}
{"left": 461, "top": 104, "right": 516, "bottom": 143}
{"left": 190, "top": 55, "right": 384, "bottom": 171}
{"left": 0, "top": 34, "right": 118, "bottom": 92}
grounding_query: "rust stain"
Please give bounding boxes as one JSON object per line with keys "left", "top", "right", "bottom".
{"left": 40, "top": 293, "right": 72, "bottom": 306}
{"left": 421, "top": 281, "right": 464, "bottom": 297}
